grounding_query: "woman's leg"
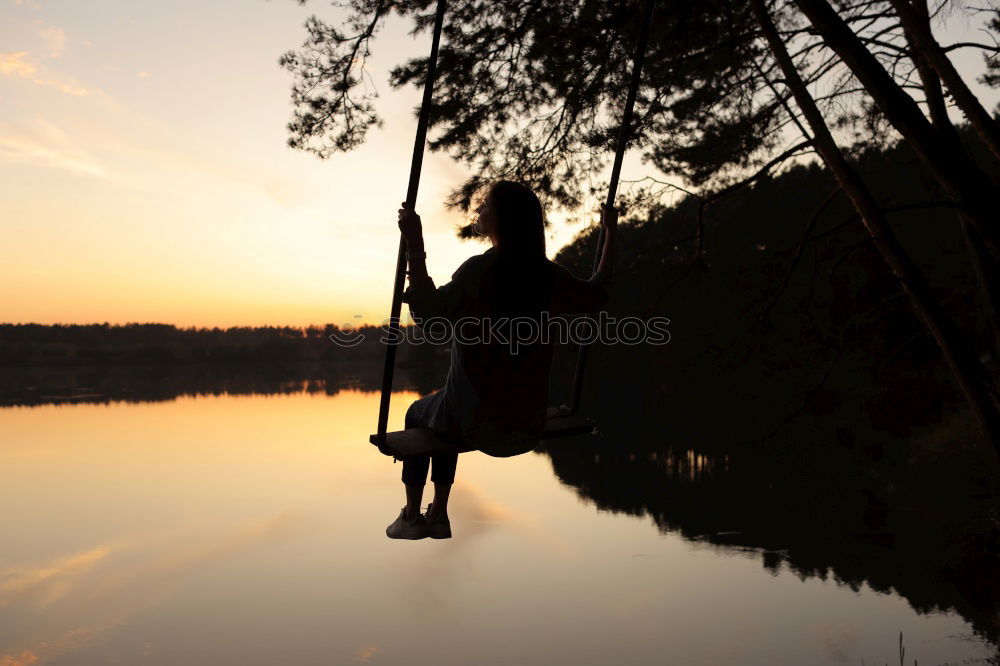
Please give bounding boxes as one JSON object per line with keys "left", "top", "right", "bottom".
{"left": 401, "top": 456, "right": 429, "bottom": 519}
{"left": 397, "top": 394, "right": 438, "bottom": 520}
{"left": 429, "top": 452, "right": 458, "bottom": 518}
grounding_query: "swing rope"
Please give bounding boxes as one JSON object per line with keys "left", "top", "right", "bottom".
{"left": 568, "top": 0, "right": 657, "bottom": 415}
{"left": 374, "top": 0, "right": 448, "bottom": 445}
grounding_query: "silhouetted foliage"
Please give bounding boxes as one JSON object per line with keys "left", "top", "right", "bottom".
{"left": 281, "top": 0, "right": 998, "bottom": 211}
{"left": 280, "top": 0, "right": 799, "bottom": 210}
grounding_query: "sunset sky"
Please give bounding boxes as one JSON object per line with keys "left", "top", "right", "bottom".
{"left": 1, "top": 0, "right": 997, "bottom": 327}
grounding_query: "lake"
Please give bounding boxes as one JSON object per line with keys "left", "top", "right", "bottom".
{"left": 1, "top": 388, "right": 996, "bottom": 665}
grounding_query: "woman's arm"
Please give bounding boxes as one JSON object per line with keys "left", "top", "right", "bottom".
{"left": 397, "top": 202, "right": 477, "bottom": 324}
{"left": 398, "top": 201, "right": 430, "bottom": 285}
{"left": 548, "top": 204, "right": 619, "bottom": 315}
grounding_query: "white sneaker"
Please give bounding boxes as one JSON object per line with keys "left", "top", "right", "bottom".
{"left": 424, "top": 502, "right": 452, "bottom": 539}
{"left": 386, "top": 508, "right": 428, "bottom": 540}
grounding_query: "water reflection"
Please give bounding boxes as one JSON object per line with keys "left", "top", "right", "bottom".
{"left": 541, "top": 428, "right": 1000, "bottom": 652}
{"left": 620, "top": 448, "right": 731, "bottom": 482}
{"left": 0, "top": 360, "right": 446, "bottom": 407}
{"left": 1, "top": 383, "right": 997, "bottom": 664}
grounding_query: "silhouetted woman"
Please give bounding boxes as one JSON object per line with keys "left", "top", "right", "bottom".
{"left": 387, "top": 181, "right": 617, "bottom": 539}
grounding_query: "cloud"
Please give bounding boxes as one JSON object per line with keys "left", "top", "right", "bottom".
{"left": 1, "top": 47, "right": 312, "bottom": 209}
{"left": 0, "top": 545, "right": 112, "bottom": 608}
{"left": 0, "top": 50, "right": 89, "bottom": 95}
{"left": 0, "top": 627, "right": 96, "bottom": 666}
{"left": 0, "top": 122, "right": 113, "bottom": 179}
{"left": 355, "top": 645, "right": 379, "bottom": 662}
{"left": 0, "top": 52, "right": 36, "bottom": 78}
{"left": 0, "top": 512, "right": 305, "bottom": 665}
{"left": 0, "top": 650, "right": 40, "bottom": 666}
{"left": 27, "top": 77, "right": 88, "bottom": 95}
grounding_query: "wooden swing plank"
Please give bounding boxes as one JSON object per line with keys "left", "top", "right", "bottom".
{"left": 543, "top": 407, "right": 597, "bottom": 438}
{"left": 369, "top": 407, "right": 596, "bottom": 459}
{"left": 369, "top": 428, "right": 471, "bottom": 459}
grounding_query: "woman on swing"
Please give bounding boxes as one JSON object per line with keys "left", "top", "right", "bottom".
{"left": 387, "top": 180, "right": 618, "bottom": 539}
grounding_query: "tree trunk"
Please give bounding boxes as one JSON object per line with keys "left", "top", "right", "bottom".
{"left": 903, "top": 0, "right": 1000, "bottom": 364}
{"left": 903, "top": 0, "right": 957, "bottom": 138}
{"left": 792, "top": 0, "right": 1000, "bottom": 262}
{"left": 888, "top": 0, "right": 1000, "bottom": 163}
{"left": 751, "top": 0, "right": 1000, "bottom": 451}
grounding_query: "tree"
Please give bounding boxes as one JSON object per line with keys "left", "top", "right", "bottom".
{"left": 752, "top": 0, "right": 1000, "bottom": 447}
{"left": 888, "top": 0, "right": 1000, "bottom": 162}
{"left": 792, "top": 0, "right": 1000, "bottom": 261}
{"left": 280, "top": 0, "right": 1000, "bottom": 446}
{"left": 892, "top": 0, "right": 1000, "bottom": 359}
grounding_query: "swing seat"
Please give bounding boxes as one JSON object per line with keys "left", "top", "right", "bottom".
{"left": 369, "top": 406, "right": 596, "bottom": 460}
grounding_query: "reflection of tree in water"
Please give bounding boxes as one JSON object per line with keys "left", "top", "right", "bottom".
{"left": 0, "top": 356, "right": 448, "bottom": 408}
{"left": 538, "top": 365, "right": 1000, "bottom": 650}
{"left": 0, "top": 323, "right": 451, "bottom": 406}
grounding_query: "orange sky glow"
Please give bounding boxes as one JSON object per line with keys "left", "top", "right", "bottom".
{"left": 0, "top": 0, "right": 598, "bottom": 327}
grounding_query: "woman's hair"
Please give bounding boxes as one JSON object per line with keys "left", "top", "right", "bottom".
{"left": 485, "top": 180, "right": 546, "bottom": 259}
{"left": 480, "top": 180, "right": 552, "bottom": 321}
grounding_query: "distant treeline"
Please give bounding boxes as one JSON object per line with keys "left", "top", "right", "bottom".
{"left": 0, "top": 323, "right": 444, "bottom": 367}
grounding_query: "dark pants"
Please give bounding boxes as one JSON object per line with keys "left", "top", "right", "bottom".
{"left": 401, "top": 393, "right": 458, "bottom": 486}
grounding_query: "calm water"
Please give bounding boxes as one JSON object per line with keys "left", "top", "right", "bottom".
{"left": 1, "top": 390, "right": 995, "bottom": 665}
